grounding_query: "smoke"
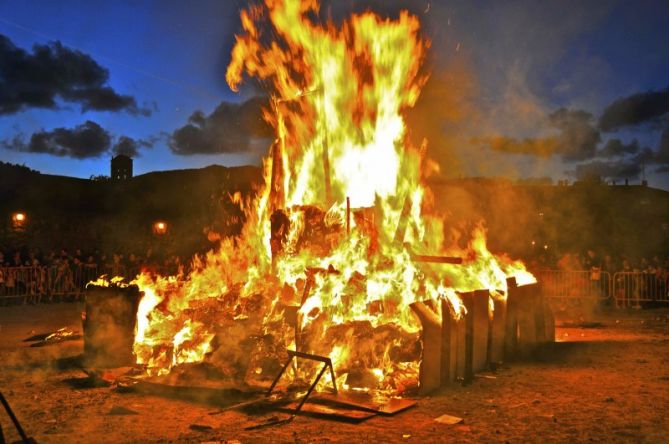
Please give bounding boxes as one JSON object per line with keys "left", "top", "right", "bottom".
{"left": 599, "top": 86, "right": 669, "bottom": 131}
{"left": 169, "top": 97, "right": 272, "bottom": 155}
{"left": 482, "top": 109, "right": 601, "bottom": 162}
{"left": 0, "top": 34, "right": 150, "bottom": 116}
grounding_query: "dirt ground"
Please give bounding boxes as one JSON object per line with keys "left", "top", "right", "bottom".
{"left": 1, "top": 302, "right": 668, "bottom": 443}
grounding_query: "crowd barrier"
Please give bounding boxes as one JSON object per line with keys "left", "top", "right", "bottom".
{"left": 0, "top": 264, "right": 177, "bottom": 304}
{"left": 612, "top": 271, "right": 669, "bottom": 307}
{"left": 537, "top": 269, "right": 669, "bottom": 307}
{"left": 537, "top": 269, "right": 612, "bottom": 302}
{"left": 3, "top": 266, "right": 667, "bottom": 307}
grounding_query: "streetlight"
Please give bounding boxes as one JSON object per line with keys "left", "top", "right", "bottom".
{"left": 11, "top": 212, "right": 27, "bottom": 229}
{"left": 153, "top": 220, "right": 168, "bottom": 235}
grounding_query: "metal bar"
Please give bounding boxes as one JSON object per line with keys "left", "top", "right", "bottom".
{"left": 266, "top": 355, "right": 293, "bottom": 396}
{"left": 327, "top": 361, "right": 338, "bottom": 395}
{"left": 0, "top": 393, "right": 30, "bottom": 443}
{"left": 293, "top": 363, "right": 328, "bottom": 413}
{"left": 288, "top": 350, "right": 332, "bottom": 364}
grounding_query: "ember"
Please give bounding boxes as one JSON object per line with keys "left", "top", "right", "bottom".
{"left": 114, "top": 0, "right": 537, "bottom": 395}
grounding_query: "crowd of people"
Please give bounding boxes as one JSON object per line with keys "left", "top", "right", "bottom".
{"left": 0, "top": 247, "right": 184, "bottom": 304}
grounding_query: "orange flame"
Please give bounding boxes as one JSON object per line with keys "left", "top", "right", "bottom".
{"left": 128, "top": 0, "right": 534, "bottom": 392}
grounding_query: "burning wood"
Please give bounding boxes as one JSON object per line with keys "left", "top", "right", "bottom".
{"left": 88, "top": 0, "right": 547, "bottom": 400}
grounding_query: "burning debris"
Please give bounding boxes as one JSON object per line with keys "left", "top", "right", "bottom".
{"left": 87, "top": 0, "right": 546, "bottom": 407}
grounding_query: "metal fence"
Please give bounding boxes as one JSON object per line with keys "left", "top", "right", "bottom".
{"left": 0, "top": 265, "right": 96, "bottom": 304}
{"left": 0, "top": 263, "right": 181, "bottom": 304}
{"left": 537, "top": 269, "right": 669, "bottom": 307}
{"left": 5, "top": 265, "right": 666, "bottom": 307}
{"left": 537, "top": 269, "right": 612, "bottom": 302}
{"left": 612, "top": 271, "right": 669, "bottom": 307}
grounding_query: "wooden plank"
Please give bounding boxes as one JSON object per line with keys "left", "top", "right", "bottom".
{"left": 517, "top": 283, "right": 538, "bottom": 355}
{"left": 310, "top": 394, "right": 416, "bottom": 416}
{"left": 410, "top": 301, "right": 442, "bottom": 393}
{"left": 472, "top": 290, "right": 490, "bottom": 373}
{"left": 504, "top": 277, "right": 520, "bottom": 360}
{"left": 280, "top": 402, "right": 376, "bottom": 422}
{"left": 376, "top": 398, "right": 417, "bottom": 415}
{"left": 460, "top": 292, "right": 474, "bottom": 385}
{"left": 490, "top": 297, "right": 507, "bottom": 364}
{"left": 440, "top": 299, "right": 458, "bottom": 385}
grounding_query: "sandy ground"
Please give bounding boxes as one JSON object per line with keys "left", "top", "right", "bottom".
{"left": 1, "top": 302, "right": 668, "bottom": 443}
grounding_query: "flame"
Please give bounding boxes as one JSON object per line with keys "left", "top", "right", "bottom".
{"left": 128, "top": 0, "right": 534, "bottom": 392}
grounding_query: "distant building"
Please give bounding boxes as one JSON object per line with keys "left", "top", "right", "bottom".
{"left": 111, "top": 155, "right": 133, "bottom": 180}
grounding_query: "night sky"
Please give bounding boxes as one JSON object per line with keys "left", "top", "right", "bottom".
{"left": 1, "top": 0, "right": 668, "bottom": 189}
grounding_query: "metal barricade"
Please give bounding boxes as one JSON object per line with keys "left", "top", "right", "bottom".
{"left": 612, "top": 271, "right": 669, "bottom": 307}
{"left": 47, "top": 264, "right": 79, "bottom": 301}
{"left": 538, "top": 270, "right": 612, "bottom": 304}
{"left": 0, "top": 266, "right": 46, "bottom": 304}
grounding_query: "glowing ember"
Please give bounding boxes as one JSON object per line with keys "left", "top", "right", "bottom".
{"left": 123, "top": 0, "right": 535, "bottom": 393}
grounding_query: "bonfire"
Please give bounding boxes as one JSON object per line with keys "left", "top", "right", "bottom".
{"left": 111, "top": 0, "right": 535, "bottom": 396}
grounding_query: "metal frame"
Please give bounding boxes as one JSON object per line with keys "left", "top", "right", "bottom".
{"left": 0, "top": 392, "right": 32, "bottom": 444}
{"left": 246, "top": 350, "right": 337, "bottom": 429}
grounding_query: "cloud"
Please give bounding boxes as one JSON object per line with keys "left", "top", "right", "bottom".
{"left": 655, "top": 127, "right": 669, "bottom": 164}
{"left": 597, "top": 138, "right": 640, "bottom": 158}
{"left": 2, "top": 121, "right": 111, "bottom": 158}
{"left": 483, "top": 108, "right": 600, "bottom": 161}
{"left": 568, "top": 125, "right": 669, "bottom": 180}
{"left": 112, "top": 135, "right": 158, "bottom": 157}
{"left": 169, "top": 97, "right": 272, "bottom": 155}
{"left": 0, "top": 34, "right": 150, "bottom": 116}
{"left": 1, "top": 122, "right": 157, "bottom": 159}
{"left": 598, "top": 86, "right": 669, "bottom": 131}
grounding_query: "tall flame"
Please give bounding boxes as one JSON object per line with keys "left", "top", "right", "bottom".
{"left": 129, "top": 0, "right": 535, "bottom": 392}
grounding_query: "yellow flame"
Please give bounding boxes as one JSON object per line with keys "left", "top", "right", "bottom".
{"left": 129, "top": 0, "right": 535, "bottom": 393}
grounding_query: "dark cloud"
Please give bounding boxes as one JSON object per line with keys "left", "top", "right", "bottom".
{"left": 0, "top": 34, "right": 150, "bottom": 116}
{"left": 2, "top": 121, "right": 111, "bottom": 158}
{"left": 567, "top": 159, "right": 642, "bottom": 181}
{"left": 631, "top": 128, "right": 669, "bottom": 166}
{"left": 169, "top": 97, "right": 272, "bottom": 155}
{"left": 547, "top": 109, "right": 600, "bottom": 161}
{"left": 655, "top": 128, "right": 669, "bottom": 164}
{"left": 568, "top": 126, "right": 669, "bottom": 181}
{"left": 2, "top": 123, "right": 158, "bottom": 159}
{"left": 485, "top": 108, "right": 600, "bottom": 161}
{"left": 112, "top": 135, "right": 157, "bottom": 157}
{"left": 597, "top": 138, "right": 640, "bottom": 158}
{"left": 598, "top": 86, "right": 669, "bottom": 131}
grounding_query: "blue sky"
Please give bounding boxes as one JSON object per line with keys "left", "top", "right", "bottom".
{"left": 0, "top": 0, "right": 667, "bottom": 189}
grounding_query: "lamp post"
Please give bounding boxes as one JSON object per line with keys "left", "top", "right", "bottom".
{"left": 153, "top": 220, "right": 168, "bottom": 235}
{"left": 11, "top": 212, "right": 27, "bottom": 230}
